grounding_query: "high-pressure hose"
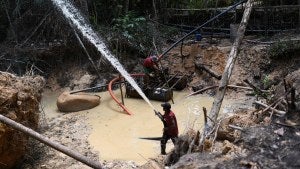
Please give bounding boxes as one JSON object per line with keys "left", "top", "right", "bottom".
{"left": 154, "top": 110, "right": 167, "bottom": 127}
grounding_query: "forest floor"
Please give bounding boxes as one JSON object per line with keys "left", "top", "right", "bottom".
{"left": 17, "top": 34, "right": 300, "bottom": 169}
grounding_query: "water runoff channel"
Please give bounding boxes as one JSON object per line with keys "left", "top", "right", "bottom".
{"left": 48, "top": 0, "right": 230, "bottom": 165}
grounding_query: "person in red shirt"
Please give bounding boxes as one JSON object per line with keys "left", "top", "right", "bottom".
{"left": 143, "top": 55, "right": 159, "bottom": 76}
{"left": 160, "top": 102, "right": 178, "bottom": 155}
{"left": 143, "top": 55, "right": 159, "bottom": 87}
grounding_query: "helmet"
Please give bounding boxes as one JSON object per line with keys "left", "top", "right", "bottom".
{"left": 161, "top": 102, "right": 171, "bottom": 110}
{"left": 150, "top": 55, "right": 158, "bottom": 62}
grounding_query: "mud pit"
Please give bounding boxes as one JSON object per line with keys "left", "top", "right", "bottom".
{"left": 40, "top": 89, "right": 231, "bottom": 166}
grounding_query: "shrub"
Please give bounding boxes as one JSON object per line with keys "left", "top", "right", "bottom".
{"left": 268, "top": 40, "right": 300, "bottom": 59}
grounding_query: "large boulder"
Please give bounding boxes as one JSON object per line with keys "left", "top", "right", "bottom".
{"left": 0, "top": 71, "right": 45, "bottom": 169}
{"left": 56, "top": 92, "right": 101, "bottom": 112}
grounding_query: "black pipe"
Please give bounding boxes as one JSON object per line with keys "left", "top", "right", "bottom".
{"left": 70, "top": 81, "right": 127, "bottom": 94}
{"left": 159, "top": 0, "right": 247, "bottom": 58}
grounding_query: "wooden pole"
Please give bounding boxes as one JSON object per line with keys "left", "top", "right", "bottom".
{"left": 119, "top": 74, "right": 125, "bottom": 105}
{"left": 0, "top": 115, "right": 102, "bottom": 169}
{"left": 206, "top": 0, "right": 254, "bottom": 132}
{"left": 73, "top": 29, "right": 102, "bottom": 80}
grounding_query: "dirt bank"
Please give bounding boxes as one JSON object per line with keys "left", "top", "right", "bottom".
{"left": 0, "top": 72, "right": 45, "bottom": 168}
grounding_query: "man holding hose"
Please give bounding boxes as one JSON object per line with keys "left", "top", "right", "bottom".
{"left": 155, "top": 102, "right": 178, "bottom": 155}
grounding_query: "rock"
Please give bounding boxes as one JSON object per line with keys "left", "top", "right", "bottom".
{"left": 56, "top": 91, "right": 101, "bottom": 112}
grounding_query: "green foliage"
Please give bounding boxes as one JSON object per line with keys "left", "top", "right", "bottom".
{"left": 261, "top": 0, "right": 296, "bottom": 5}
{"left": 111, "top": 12, "right": 151, "bottom": 54}
{"left": 268, "top": 40, "right": 300, "bottom": 59}
{"left": 187, "top": 0, "right": 234, "bottom": 9}
{"left": 187, "top": 0, "right": 207, "bottom": 9}
{"left": 112, "top": 12, "right": 146, "bottom": 40}
{"left": 262, "top": 75, "right": 270, "bottom": 89}
{"left": 34, "top": 0, "right": 45, "bottom": 5}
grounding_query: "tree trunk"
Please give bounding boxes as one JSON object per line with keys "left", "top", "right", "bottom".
{"left": 206, "top": 0, "right": 254, "bottom": 131}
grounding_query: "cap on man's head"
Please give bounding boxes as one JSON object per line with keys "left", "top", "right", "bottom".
{"left": 161, "top": 102, "right": 171, "bottom": 109}
{"left": 151, "top": 55, "right": 158, "bottom": 62}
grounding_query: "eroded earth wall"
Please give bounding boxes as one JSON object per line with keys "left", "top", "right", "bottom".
{"left": 0, "top": 72, "right": 45, "bottom": 169}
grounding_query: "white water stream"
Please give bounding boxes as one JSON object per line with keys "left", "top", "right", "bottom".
{"left": 51, "top": 0, "right": 155, "bottom": 110}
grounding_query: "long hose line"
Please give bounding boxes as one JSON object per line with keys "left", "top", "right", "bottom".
{"left": 158, "top": 0, "right": 247, "bottom": 60}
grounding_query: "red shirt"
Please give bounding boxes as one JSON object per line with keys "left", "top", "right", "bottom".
{"left": 163, "top": 110, "right": 179, "bottom": 137}
{"left": 143, "top": 57, "right": 155, "bottom": 68}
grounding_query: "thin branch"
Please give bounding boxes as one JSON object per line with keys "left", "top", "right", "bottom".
{"left": 228, "top": 124, "right": 244, "bottom": 131}
{"left": 73, "top": 29, "right": 102, "bottom": 79}
{"left": 203, "top": 107, "right": 208, "bottom": 124}
{"left": 2, "top": 0, "right": 17, "bottom": 42}
{"left": 254, "top": 101, "right": 286, "bottom": 116}
{"left": 18, "top": 10, "right": 52, "bottom": 47}
{"left": 186, "top": 85, "right": 256, "bottom": 97}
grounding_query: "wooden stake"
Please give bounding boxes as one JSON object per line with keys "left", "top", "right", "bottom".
{"left": 119, "top": 74, "right": 125, "bottom": 105}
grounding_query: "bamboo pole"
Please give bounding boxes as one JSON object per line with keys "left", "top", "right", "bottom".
{"left": 0, "top": 115, "right": 102, "bottom": 169}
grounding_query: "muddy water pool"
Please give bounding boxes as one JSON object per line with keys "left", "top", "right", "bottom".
{"left": 41, "top": 89, "right": 229, "bottom": 165}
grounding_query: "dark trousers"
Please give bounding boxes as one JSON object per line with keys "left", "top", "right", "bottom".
{"left": 161, "top": 132, "right": 177, "bottom": 154}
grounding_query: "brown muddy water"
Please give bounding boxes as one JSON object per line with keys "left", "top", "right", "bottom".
{"left": 41, "top": 89, "right": 229, "bottom": 165}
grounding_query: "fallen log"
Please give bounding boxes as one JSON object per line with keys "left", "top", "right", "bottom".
{"left": 0, "top": 115, "right": 102, "bottom": 169}
{"left": 254, "top": 101, "right": 286, "bottom": 116}
{"left": 195, "top": 63, "right": 221, "bottom": 80}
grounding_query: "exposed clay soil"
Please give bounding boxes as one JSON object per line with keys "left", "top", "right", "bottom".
{"left": 1, "top": 33, "right": 300, "bottom": 169}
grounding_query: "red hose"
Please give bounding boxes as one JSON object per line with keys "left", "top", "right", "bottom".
{"left": 108, "top": 74, "right": 144, "bottom": 115}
